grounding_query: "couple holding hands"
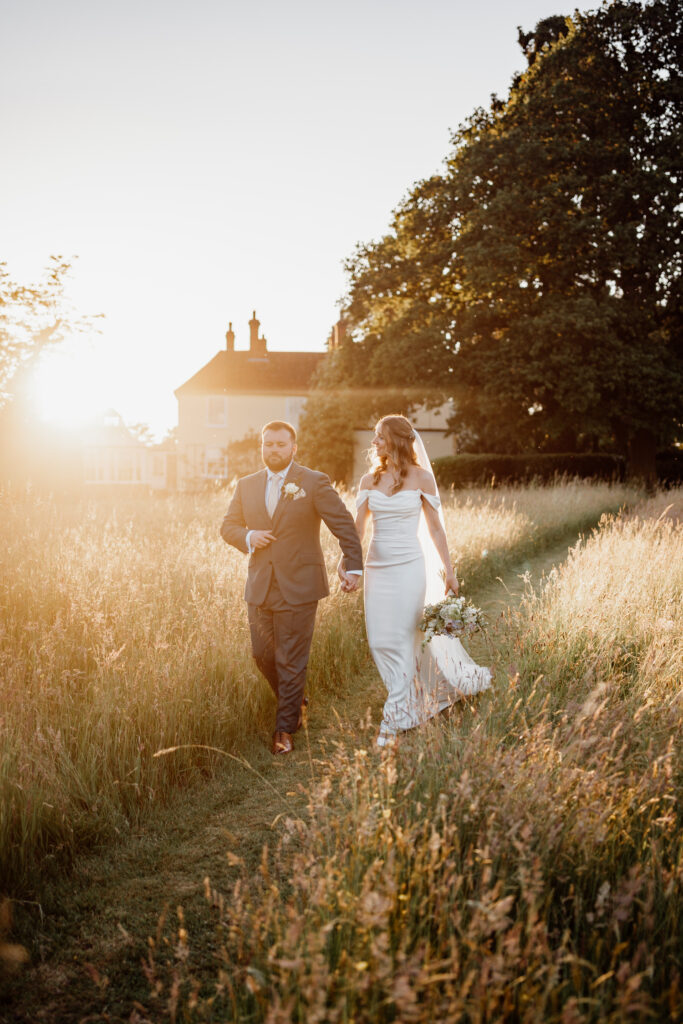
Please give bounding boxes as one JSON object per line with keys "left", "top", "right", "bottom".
{"left": 220, "top": 416, "right": 491, "bottom": 755}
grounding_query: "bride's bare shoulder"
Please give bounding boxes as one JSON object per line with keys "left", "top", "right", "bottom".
{"left": 407, "top": 466, "right": 436, "bottom": 493}
{"left": 358, "top": 472, "right": 374, "bottom": 490}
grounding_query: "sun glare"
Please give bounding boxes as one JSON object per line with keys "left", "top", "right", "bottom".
{"left": 30, "top": 350, "right": 109, "bottom": 428}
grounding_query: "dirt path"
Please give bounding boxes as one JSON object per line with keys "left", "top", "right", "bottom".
{"left": 1, "top": 533, "right": 581, "bottom": 1024}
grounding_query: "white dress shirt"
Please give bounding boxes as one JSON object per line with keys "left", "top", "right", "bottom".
{"left": 246, "top": 464, "right": 291, "bottom": 554}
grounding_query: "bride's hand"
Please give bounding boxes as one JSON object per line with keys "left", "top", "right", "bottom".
{"left": 444, "top": 571, "right": 459, "bottom": 596}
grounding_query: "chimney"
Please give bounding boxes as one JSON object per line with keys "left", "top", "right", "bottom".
{"left": 249, "top": 310, "right": 260, "bottom": 349}
{"left": 248, "top": 310, "right": 267, "bottom": 358}
{"left": 225, "top": 321, "right": 235, "bottom": 352}
{"left": 336, "top": 317, "right": 347, "bottom": 346}
{"left": 328, "top": 317, "right": 347, "bottom": 350}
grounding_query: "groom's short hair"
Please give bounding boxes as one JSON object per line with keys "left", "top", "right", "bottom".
{"left": 262, "top": 420, "right": 297, "bottom": 441}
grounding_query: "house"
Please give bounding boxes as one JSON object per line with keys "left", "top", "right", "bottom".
{"left": 0, "top": 397, "right": 176, "bottom": 493}
{"left": 82, "top": 410, "right": 176, "bottom": 490}
{"left": 174, "top": 312, "right": 455, "bottom": 488}
{"left": 174, "top": 312, "right": 324, "bottom": 488}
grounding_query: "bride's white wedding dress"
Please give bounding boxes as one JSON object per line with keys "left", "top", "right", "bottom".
{"left": 357, "top": 487, "right": 492, "bottom": 746}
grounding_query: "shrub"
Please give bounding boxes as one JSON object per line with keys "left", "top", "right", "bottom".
{"left": 656, "top": 447, "right": 683, "bottom": 485}
{"left": 433, "top": 452, "right": 626, "bottom": 488}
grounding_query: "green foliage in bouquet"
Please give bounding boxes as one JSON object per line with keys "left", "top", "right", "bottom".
{"left": 419, "top": 594, "right": 486, "bottom": 649}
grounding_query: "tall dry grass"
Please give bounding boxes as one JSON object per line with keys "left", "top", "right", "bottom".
{"left": 440, "top": 477, "right": 638, "bottom": 589}
{"left": 0, "top": 490, "right": 365, "bottom": 896}
{"left": 0, "top": 479, "right": 637, "bottom": 897}
{"left": 145, "top": 489, "right": 682, "bottom": 1023}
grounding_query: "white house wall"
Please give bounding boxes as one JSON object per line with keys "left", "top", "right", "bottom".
{"left": 83, "top": 447, "right": 171, "bottom": 489}
{"left": 177, "top": 392, "right": 310, "bottom": 487}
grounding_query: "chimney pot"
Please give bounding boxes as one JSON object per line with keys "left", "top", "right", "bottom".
{"left": 225, "top": 321, "right": 235, "bottom": 351}
{"left": 249, "top": 311, "right": 265, "bottom": 355}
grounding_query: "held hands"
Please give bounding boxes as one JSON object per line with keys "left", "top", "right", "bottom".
{"left": 337, "top": 558, "right": 361, "bottom": 594}
{"left": 250, "top": 530, "right": 277, "bottom": 550}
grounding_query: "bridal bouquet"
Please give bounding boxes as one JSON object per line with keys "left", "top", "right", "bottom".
{"left": 419, "top": 595, "right": 486, "bottom": 648}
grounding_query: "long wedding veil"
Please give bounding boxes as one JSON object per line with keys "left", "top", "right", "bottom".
{"left": 412, "top": 429, "right": 493, "bottom": 699}
{"left": 413, "top": 429, "right": 450, "bottom": 604}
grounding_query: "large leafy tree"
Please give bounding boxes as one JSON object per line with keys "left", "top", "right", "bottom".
{"left": 334, "top": 1, "right": 683, "bottom": 479}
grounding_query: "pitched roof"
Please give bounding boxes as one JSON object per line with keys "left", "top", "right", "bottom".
{"left": 175, "top": 350, "right": 326, "bottom": 397}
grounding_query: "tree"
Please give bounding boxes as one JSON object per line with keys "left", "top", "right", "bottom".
{"left": 336, "top": 1, "right": 683, "bottom": 481}
{"left": 128, "top": 422, "right": 155, "bottom": 446}
{"left": 0, "top": 257, "right": 103, "bottom": 491}
{"left": 0, "top": 257, "right": 98, "bottom": 406}
{"left": 516, "top": 15, "right": 571, "bottom": 71}
{"left": 226, "top": 430, "right": 262, "bottom": 479}
{"left": 296, "top": 393, "right": 358, "bottom": 483}
{"left": 452, "top": 0, "right": 682, "bottom": 482}
{"left": 297, "top": 378, "right": 421, "bottom": 483}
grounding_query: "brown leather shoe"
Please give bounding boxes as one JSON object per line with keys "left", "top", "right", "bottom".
{"left": 271, "top": 731, "right": 293, "bottom": 755}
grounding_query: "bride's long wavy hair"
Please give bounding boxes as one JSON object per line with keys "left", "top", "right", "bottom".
{"left": 371, "top": 415, "right": 419, "bottom": 494}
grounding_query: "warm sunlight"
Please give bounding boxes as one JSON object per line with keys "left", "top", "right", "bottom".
{"left": 29, "top": 349, "right": 110, "bottom": 428}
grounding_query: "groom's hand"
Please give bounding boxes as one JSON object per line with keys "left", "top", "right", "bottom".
{"left": 250, "top": 530, "right": 277, "bottom": 549}
{"left": 341, "top": 573, "right": 361, "bottom": 593}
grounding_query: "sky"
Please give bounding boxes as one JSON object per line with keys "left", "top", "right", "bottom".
{"left": 1, "top": 0, "right": 583, "bottom": 437}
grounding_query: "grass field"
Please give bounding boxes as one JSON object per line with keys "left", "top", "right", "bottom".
{"left": 2, "top": 480, "right": 681, "bottom": 1022}
{"left": 0, "top": 479, "right": 639, "bottom": 899}
{"left": 141, "top": 488, "right": 683, "bottom": 1023}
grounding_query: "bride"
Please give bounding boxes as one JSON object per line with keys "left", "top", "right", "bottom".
{"left": 339, "top": 415, "right": 492, "bottom": 747}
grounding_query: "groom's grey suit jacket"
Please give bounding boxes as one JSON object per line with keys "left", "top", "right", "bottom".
{"left": 220, "top": 462, "right": 363, "bottom": 606}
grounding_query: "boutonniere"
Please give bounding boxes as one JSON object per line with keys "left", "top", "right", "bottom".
{"left": 283, "top": 482, "right": 306, "bottom": 501}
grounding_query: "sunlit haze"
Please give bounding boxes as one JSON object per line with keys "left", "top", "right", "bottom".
{"left": 2, "top": 0, "right": 579, "bottom": 437}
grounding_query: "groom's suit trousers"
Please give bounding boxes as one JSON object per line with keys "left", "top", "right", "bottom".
{"left": 247, "top": 577, "right": 318, "bottom": 734}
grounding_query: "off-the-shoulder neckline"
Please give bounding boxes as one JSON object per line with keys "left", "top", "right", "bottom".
{"left": 356, "top": 488, "right": 438, "bottom": 498}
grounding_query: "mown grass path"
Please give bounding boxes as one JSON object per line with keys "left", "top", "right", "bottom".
{"left": 2, "top": 531, "right": 586, "bottom": 1024}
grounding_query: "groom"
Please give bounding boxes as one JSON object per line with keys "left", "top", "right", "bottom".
{"left": 220, "top": 421, "right": 363, "bottom": 755}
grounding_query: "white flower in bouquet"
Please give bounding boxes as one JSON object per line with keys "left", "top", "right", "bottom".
{"left": 419, "top": 593, "right": 486, "bottom": 649}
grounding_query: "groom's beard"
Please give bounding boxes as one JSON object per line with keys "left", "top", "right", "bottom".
{"left": 263, "top": 453, "right": 290, "bottom": 471}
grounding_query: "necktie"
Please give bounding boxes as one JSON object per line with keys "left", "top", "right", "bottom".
{"left": 267, "top": 473, "right": 281, "bottom": 517}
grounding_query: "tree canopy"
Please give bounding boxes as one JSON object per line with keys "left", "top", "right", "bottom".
{"left": 325, "top": 0, "right": 682, "bottom": 479}
{"left": 0, "top": 256, "right": 97, "bottom": 406}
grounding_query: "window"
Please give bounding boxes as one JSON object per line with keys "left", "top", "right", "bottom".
{"left": 205, "top": 446, "right": 227, "bottom": 478}
{"left": 285, "top": 396, "right": 305, "bottom": 422}
{"left": 84, "top": 452, "right": 97, "bottom": 482}
{"left": 118, "top": 452, "right": 134, "bottom": 482}
{"left": 207, "top": 396, "right": 228, "bottom": 427}
{"left": 152, "top": 454, "right": 164, "bottom": 477}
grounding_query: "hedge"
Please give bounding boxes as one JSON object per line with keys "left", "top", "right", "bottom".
{"left": 431, "top": 453, "right": 625, "bottom": 488}
{"left": 432, "top": 451, "right": 683, "bottom": 488}
{"left": 656, "top": 448, "right": 683, "bottom": 484}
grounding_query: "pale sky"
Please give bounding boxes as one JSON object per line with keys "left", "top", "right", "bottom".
{"left": 1, "top": 0, "right": 581, "bottom": 436}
